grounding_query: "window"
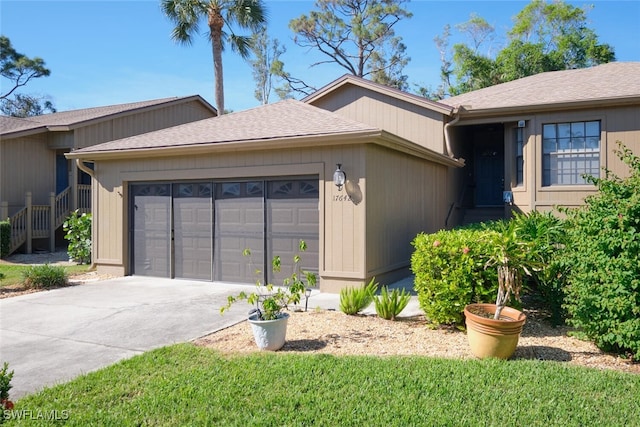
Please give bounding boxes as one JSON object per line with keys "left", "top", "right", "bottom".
{"left": 217, "top": 182, "right": 264, "bottom": 199}
{"left": 515, "top": 128, "right": 524, "bottom": 186}
{"left": 542, "top": 121, "right": 600, "bottom": 186}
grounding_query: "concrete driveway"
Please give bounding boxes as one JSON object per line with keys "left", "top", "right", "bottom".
{"left": 0, "top": 277, "right": 256, "bottom": 399}
{"left": 0, "top": 275, "right": 417, "bottom": 399}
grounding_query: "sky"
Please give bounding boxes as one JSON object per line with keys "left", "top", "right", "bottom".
{"left": 1, "top": 0, "right": 639, "bottom": 113}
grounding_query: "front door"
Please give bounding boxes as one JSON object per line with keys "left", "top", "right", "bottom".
{"left": 474, "top": 126, "right": 504, "bottom": 206}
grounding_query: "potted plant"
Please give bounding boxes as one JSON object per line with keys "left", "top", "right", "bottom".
{"left": 464, "top": 220, "right": 537, "bottom": 359}
{"left": 221, "top": 240, "right": 316, "bottom": 351}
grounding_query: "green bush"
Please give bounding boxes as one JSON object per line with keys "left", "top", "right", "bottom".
{"left": 0, "top": 220, "right": 10, "bottom": 258}
{"left": 0, "top": 362, "right": 13, "bottom": 402}
{"left": 339, "top": 278, "right": 377, "bottom": 315}
{"left": 560, "top": 142, "right": 640, "bottom": 359}
{"left": 22, "top": 264, "right": 67, "bottom": 289}
{"left": 411, "top": 228, "right": 496, "bottom": 326}
{"left": 374, "top": 287, "right": 411, "bottom": 320}
{"left": 63, "top": 210, "right": 92, "bottom": 264}
{"left": 511, "top": 210, "right": 569, "bottom": 325}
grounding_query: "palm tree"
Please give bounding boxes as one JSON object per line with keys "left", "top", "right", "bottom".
{"left": 161, "top": 0, "right": 267, "bottom": 115}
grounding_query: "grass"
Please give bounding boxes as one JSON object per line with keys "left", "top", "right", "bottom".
{"left": 0, "top": 264, "right": 90, "bottom": 288}
{"left": 7, "top": 344, "right": 639, "bottom": 426}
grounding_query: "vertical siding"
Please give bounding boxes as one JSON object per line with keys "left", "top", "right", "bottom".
{"left": 92, "top": 144, "right": 368, "bottom": 289}
{"left": 1, "top": 134, "right": 54, "bottom": 211}
{"left": 310, "top": 86, "right": 447, "bottom": 153}
{"left": 603, "top": 105, "right": 640, "bottom": 176}
{"left": 74, "top": 100, "right": 215, "bottom": 149}
{"left": 365, "top": 144, "right": 448, "bottom": 282}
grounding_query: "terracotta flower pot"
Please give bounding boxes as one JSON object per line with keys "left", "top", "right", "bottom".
{"left": 464, "top": 303, "right": 526, "bottom": 360}
{"left": 248, "top": 312, "right": 290, "bottom": 351}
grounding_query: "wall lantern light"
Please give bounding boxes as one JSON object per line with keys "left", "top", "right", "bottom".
{"left": 333, "top": 164, "right": 346, "bottom": 191}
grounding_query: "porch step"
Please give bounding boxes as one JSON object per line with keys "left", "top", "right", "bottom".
{"left": 461, "top": 207, "right": 505, "bottom": 226}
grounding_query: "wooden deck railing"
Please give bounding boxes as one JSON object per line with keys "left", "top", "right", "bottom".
{"left": 55, "top": 187, "right": 71, "bottom": 229}
{"left": 77, "top": 184, "right": 91, "bottom": 214}
{"left": 1, "top": 185, "right": 91, "bottom": 256}
{"left": 8, "top": 207, "right": 27, "bottom": 254}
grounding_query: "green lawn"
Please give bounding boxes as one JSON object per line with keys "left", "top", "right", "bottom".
{"left": 6, "top": 344, "right": 639, "bottom": 426}
{"left": 0, "top": 264, "right": 90, "bottom": 287}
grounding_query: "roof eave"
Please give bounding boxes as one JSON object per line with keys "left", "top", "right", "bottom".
{"left": 0, "top": 126, "right": 49, "bottom": 139}
{"left": 377, "top": 131, "right": 464, "bottom": 168}
{"left": 455, "top": 95, "right": 640, "bottom": 119}
{"left": 65, "top": 129, "right": 383, "bottom": 161}
{"left": 66, "top": 128, "right": 464, "bottom": 169}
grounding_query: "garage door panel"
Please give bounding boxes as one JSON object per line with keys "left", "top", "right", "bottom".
{"left": 131, "top": 189, "right": 171, "bottom": 278}
{"left": 214, "top": 197, "right": 264, "bottom": 283}
{"left": 267, "top": 198, "right": 318, "bottom": 285}
{"left": 174, "top": 196, "right": 212, "bottom": 281}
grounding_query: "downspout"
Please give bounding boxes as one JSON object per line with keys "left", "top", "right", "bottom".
{"left": 444, "top": 108, "right": 463, "bottom": 228}
{"left": 75, "top": 158, "right": 95, "bottom": 178}
{"left": 75, "top": 159, "right": 97, "bottom": 270}
{"left": 444, "top": 108, "right": 460, "bottom": 158}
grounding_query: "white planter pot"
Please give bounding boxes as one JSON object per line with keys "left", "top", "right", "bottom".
{"left": 248, "top": 312, "right": 290, "bottom": 351}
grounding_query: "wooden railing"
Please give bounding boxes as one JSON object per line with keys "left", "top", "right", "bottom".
{"left": 55, "top": 187, "right": 71, "bottom": 229}
{"left": 9, "top": 207, "right": 27, "bottom": 254}
{"left": 32, "top": 205, "right": 50, "bottom": 239}
{"left": 77, "top": 184, "right": 91, "bottom": 214}
{"left": 2, "top": 185, "right": 92, "bottom": 256}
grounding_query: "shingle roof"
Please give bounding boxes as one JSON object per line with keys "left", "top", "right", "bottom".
{"left": 0, "top": 116, "right": 44, "bottom": 135}
{"left": 1, "top": 96, "right": 214, "bottom": 136}
{"left": 70, "top": 99, "right": 380, "bottom": 156}
{"left": 439, "top": 62, "right": 640, "bottom": 112}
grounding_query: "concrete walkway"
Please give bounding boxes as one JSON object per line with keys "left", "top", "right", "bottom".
{"left": 0, "top": 276, "right": 418, "bottom": 399}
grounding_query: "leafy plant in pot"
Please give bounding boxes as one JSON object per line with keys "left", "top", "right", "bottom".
{"left": 221, "top": 240, "right": 317, "bottom": 351}
{"left": 464, "top": 220, "right": 538, "bottom": 359}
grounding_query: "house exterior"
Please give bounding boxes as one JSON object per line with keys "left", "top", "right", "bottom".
{"left": 66, "top": 62, "right": 640, "bottom": 292}
{"left": 438, "top": 62, "right": 640, "bottom": 223}
{"left": 0, "top": 96, "right": 217, "bottom": 254}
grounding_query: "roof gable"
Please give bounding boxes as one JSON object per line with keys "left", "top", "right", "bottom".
{"left": 440, "top": 62, "right": 640, "bottom": 113}
{"left": 303, "top": 74, "right": 454, "bottom": 116}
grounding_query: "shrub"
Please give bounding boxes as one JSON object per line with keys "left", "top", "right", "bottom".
{"left": 63, "top": 210, "right": 92, "bottom": 264}
{"left": 560, "top": 142, "right": 640, "bottom": 359}
{"left": 22, "top": 264, "right": 67, "bottom": 289}
{"left": 0, "top": 362, "right": 14, "bottom": 413}
{"left": 0, "top": 220, "right": 10, "bottom": 258}
{"left": 374, "top": 287, "right": 411, "bottom": 320}
{"left": 339, "top": 278, "right": 377, "bottom": 315}
{"left": 511, "top": 210, "right": 569, "bottom": 325}
{"left": 411, "top": 228, "right": 496, "bottom": 326}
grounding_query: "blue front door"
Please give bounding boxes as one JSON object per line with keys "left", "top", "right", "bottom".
{"left": 56, "top": 154, "right": 69, "bottom": 194}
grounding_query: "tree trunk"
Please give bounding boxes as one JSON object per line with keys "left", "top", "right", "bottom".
{"left": 208, "top": 8, "right": 225, "bottom": 115}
